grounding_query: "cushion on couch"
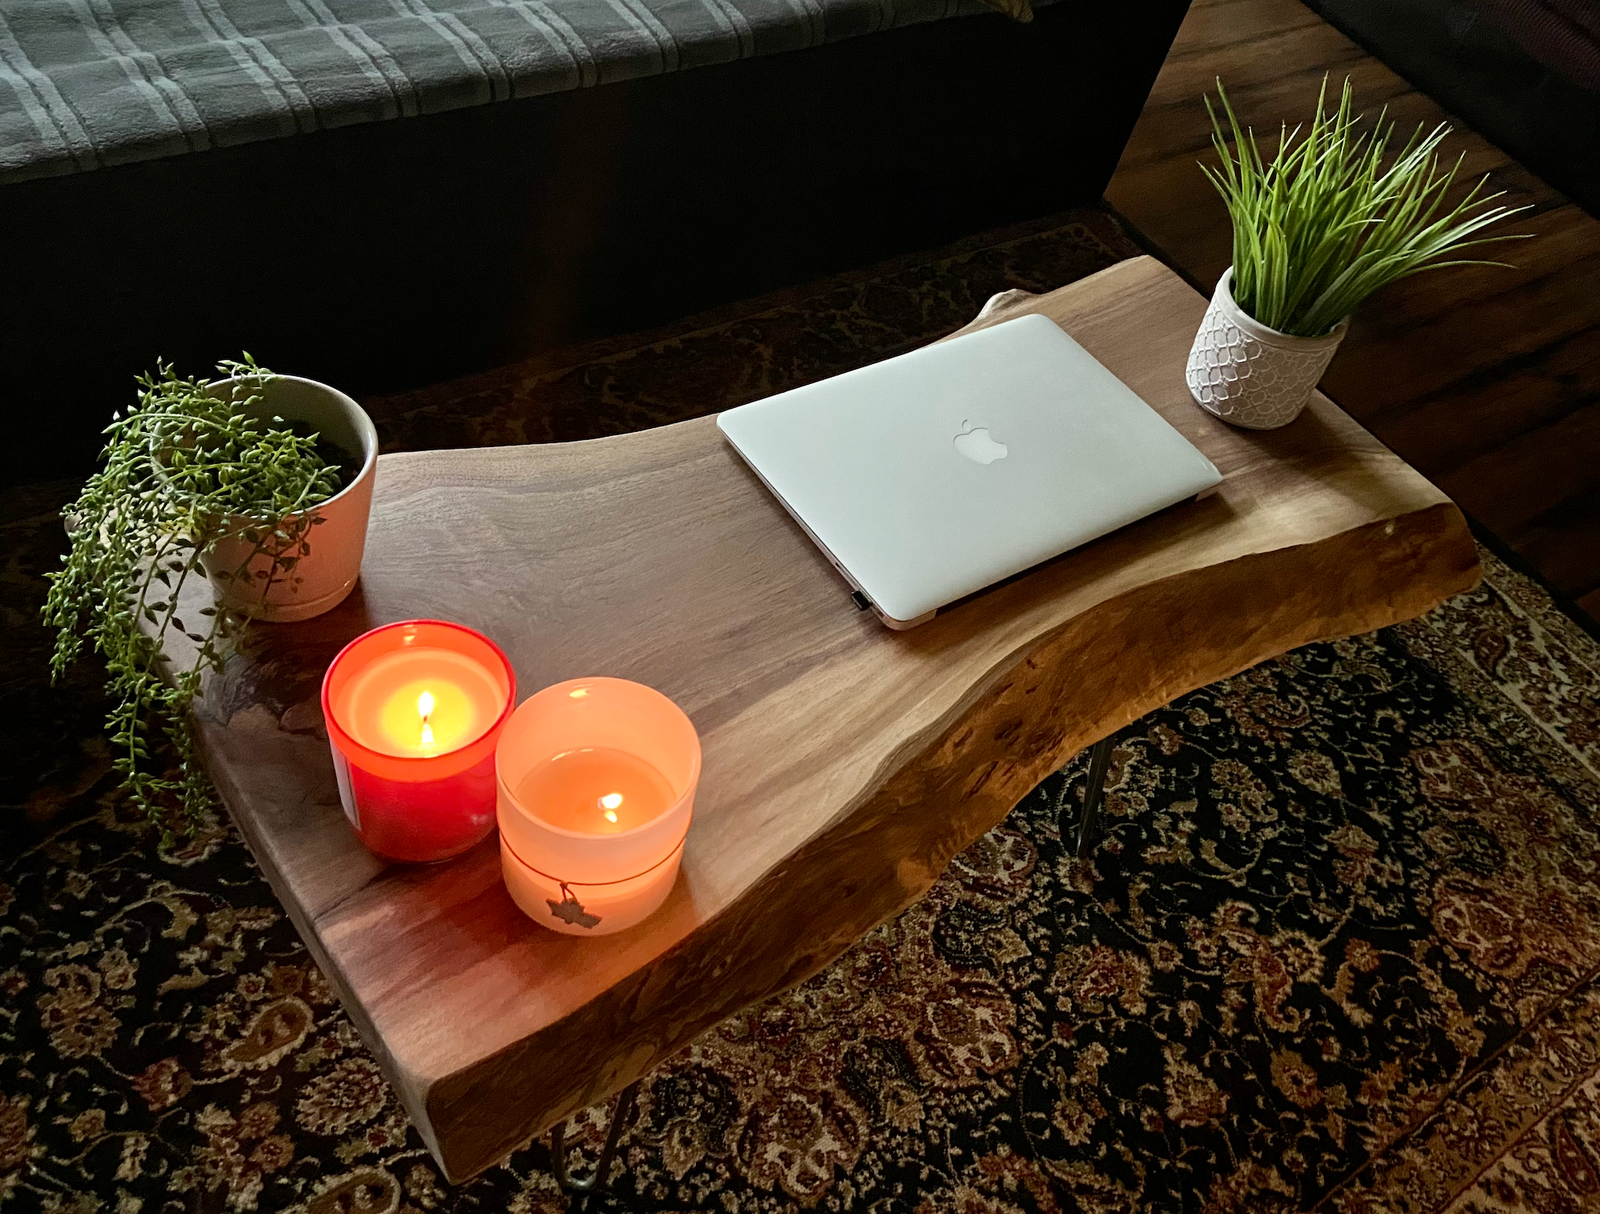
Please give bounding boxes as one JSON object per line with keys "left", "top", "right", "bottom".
{"left": 0, "top": 0, "right": 1020, "bottom": 184}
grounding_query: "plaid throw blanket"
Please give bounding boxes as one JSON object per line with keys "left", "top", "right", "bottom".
{"left": 0, "top": 0, "right": 1014, "bottom": 185}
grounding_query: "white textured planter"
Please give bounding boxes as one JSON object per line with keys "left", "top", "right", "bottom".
{"left": 200, "top": 375, "right": 378, "bottom": 623}
{"left": 1185, "top": 269, "right": 1349, "bottom": 430}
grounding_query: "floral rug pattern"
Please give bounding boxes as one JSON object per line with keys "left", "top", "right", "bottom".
{"left": 4, "top": 210, "right": 1600, "bottom": 1213}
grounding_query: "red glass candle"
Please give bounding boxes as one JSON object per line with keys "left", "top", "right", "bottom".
{"left": 321, "top": 620, "right": 516, "bottom": 862}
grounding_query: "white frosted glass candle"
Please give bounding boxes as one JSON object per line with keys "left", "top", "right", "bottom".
{"left": 496, "top": 677, "right": 700, "bottom": 936}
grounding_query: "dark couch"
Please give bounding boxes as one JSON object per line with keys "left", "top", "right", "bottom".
{"left": 1303, "top": 0, "right": 1600, "bottom": 219}
{"left": 0, "top": 0, "right": 1190, "bottom": 483}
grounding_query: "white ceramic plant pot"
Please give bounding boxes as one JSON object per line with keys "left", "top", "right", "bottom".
{"left": 1185, "top": 269, "right": 1349, "bottom": 430}
{"left": 200, "top": 375, "right": 378, "bottom": 623}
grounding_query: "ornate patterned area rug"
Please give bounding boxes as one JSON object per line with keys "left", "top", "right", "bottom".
{"left": 5, "top": 209, "right": 1600, "bottom": 1213}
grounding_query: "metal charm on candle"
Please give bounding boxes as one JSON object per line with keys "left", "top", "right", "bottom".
{"left": 496, "top": 677, "right": 700, "bottom": 936}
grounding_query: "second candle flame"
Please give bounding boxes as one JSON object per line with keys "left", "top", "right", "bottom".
{"left": 417, "top": 691, "right": 435, "bottom": 749}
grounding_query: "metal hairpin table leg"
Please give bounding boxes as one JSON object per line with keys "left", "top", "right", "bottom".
{"left": 1074, "top": 736, "right": 1115, "bottom": 858}
{"left": 551, "top": 1079, "right": 641, "bottom": 1196}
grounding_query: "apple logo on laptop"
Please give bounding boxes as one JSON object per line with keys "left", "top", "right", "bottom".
{"left": 953, "top": 420, "right": 1008, "bottom": 465}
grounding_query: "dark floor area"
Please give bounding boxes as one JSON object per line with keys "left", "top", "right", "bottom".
{"left": 1107, "top": 0, "right": 1600, "bottom": 627}
{"left": 1303, "top": 0, "right": 1600, "bottom": 220}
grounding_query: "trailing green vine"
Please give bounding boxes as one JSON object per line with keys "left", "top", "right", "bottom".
{"left": 43, "top": 357, "right": 343, "bottom": 837}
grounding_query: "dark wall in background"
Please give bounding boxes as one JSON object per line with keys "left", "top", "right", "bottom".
{"left": 1302, "top": 0, "right": 1600, "bottom": 217}
{"left": 0, "top": 0, "right": 1189, "bottom": 485}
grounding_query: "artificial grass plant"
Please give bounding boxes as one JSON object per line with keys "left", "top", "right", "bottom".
{"left": 1203, "top": 75, "right": 1527, "bottom": 338}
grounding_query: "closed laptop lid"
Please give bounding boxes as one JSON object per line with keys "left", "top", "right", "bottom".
{"left": 716, "top": 313, "right": 1222, "bottom": 623}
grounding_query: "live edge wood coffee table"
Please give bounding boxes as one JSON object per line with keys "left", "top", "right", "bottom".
{"left": 192, "top": 257, "right": 1480, "bottom": 1183}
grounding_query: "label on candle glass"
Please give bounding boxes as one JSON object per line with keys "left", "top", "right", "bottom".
{"left": 331, "top": 746, "right": 359, "bottom": 829}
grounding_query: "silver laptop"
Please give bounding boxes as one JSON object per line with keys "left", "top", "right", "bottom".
{"left": 717, "top": 313, "right": 1222, "bottom": 629}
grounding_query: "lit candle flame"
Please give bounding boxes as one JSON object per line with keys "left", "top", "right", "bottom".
{"left": 599, "top": 791, "right": 622, "bottom": 823}
{"left": 418, "top": 691, "right": 435, "bottom": 748}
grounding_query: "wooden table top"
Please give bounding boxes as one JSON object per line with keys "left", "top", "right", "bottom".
{"left": 193, "top": 256, "right": 1480, "bottom": 1181}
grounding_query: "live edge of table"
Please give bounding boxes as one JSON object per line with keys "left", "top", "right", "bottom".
{"left": 192, "top": 256, "right": 1481, "bottom": 1182}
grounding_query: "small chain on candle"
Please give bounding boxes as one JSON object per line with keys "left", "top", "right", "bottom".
{"left": 502, "top": 835, "right": 687, "bottom": 888}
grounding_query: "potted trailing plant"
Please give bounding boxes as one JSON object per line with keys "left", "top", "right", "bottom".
{"left": 1186, "top": 76, "right": 1527, "bottom": 429}
{"left": 42, "top": 357, "right": 378, "bottom": 833}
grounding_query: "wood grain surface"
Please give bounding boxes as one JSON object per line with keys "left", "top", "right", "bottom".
{"left": 1105, "top": 0, "right": 1600, "bottom": 622}
{"left": 193, "top": 256, "right": 1480, "bottom": 1181}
